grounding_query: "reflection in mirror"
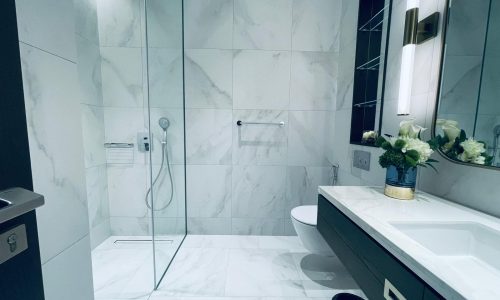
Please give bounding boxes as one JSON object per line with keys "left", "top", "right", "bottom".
{"left": 435, "top": 0, "right": 500, "bottom": 167}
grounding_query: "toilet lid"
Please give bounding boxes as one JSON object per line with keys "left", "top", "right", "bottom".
{"left": 291, "top": 205, "right": 317, "bottom": 226}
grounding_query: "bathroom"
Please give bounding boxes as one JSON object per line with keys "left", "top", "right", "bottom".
{"left": 1, "top": 0, "right": 500, "bottom": 299}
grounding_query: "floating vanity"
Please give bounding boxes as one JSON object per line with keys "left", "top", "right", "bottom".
{"left": 317, "top": 186, "right": 500, "bottom": 300}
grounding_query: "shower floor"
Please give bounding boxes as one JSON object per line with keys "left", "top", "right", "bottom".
{"left": 92, "top": 235, "right": 184, "bottom": 300}
{"left": 92, "top": 235, "right": 365, "bottom": 300}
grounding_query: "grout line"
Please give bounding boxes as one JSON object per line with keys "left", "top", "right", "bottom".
{"left": 19, "top": 41, "right": 76, "bottom": 64}
{"left": 41, "top": 234, "right": 89, "bottom": 266}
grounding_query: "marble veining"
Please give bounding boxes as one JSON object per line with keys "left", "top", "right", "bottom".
{"left": 147, "top": 48, "right": 184, "bottom": 109}
{"left": 185, "top": 49, "right": 233, "bottom": 109}
{"left": 100, "top": 47, "right": 144, "bottom": 108}
{"left": 96, "top": 0, "right": 142, "bottom": 47}
{"left": 145, "top": 0, "right": 183, "bottom": 49}
{"left": 288, "top": 111, "right": 331, "bottom": 167}
{"left": 175, "top": 0, "right": 342, "bottom": 235}
{"left": 19, "top": 43, "right": 90, "bottom": 263}
{"left": 187, "top": 165, "right": 232, "bottom": 218}
{"left": 184, "top": 0, "right": 233, "bottom": 49}
{"left": 234, "top": 0, "right": 292, "bottom": 50}
{"left": 186, "top": 109, "right": 233, "bottom": 164}
{"left": 286, "top": 166, "right": 333, "bottom": 212}
{"left": 81, "top": 105, "right": 106, "bottom": 168}
{"left": 150, "top": 235, "right": 363, "bottom": 299}
{"left": 232, "top": 165, "right": 287, "bottom": 219}
{"left": 319, "top": 186, "right": 500, "bottom": 300}
{"left": 233, "top": 50, "right": 291, "bottom": 110}
{"left": 291, "top": 0, "right": 341, "bottom": 52}
{"left": 290, "top": 51, "right": 338, "bottom": 110}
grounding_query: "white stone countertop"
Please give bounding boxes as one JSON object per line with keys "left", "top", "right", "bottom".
{"left": 318, "top": 186, "right": 500, "bottom": 300}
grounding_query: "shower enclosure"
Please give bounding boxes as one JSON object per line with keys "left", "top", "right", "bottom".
{"left": 76, "top": 0, "right": 186, "bottom": 295}
{"left": 144, "top": 0, "right": 186, "bottom": 287}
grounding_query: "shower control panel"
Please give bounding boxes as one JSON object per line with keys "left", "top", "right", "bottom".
{"left": 138, "top": 132, "right": 150, "bottom": 152}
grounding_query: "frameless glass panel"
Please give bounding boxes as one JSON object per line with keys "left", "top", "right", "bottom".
{"left": 143, "top": 0, "right": 186, "bottom": 288}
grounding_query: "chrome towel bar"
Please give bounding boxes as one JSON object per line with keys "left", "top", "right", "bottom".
{"left": 104, "top": 143, "right": 134, "bottom": 148}
{"left": 236, "top": 120, "right": 285, "bottom": 127}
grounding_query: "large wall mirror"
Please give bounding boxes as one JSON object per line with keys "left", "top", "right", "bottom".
{"left": 434, "top": 0, "right": 500, "bottom": 168}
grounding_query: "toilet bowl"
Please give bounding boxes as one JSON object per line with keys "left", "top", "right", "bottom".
{"left": 291, "top": 205, "right": 335, "bottom": 256}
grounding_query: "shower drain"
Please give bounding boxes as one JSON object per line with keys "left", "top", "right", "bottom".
{"left": 113, "top": 239, "right": 174, "bottom": 244}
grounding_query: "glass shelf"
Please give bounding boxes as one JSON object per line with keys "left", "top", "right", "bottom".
{"left": 358, "top": 5, "right": 388, "bottom": 32}
{"left": 353, "top": 100, "right": 379, "bottom": 108}
{"left": 356, "top": 56, "right": 381, "bottom": 71}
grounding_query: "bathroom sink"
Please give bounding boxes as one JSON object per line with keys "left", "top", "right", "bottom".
{"left": 390, "top": 221, "right": 500, "bottom": 274}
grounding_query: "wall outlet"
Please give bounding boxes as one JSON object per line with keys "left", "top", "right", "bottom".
{"left": 353, "top": 150, "right": 371, "bottom": 171}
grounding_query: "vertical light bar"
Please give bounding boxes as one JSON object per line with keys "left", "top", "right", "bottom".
{"left": 398, "top": 0, "right": 419, "bottom": 115}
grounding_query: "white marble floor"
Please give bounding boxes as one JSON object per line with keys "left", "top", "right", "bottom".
{"left": 92, "top": 235, "right": 184, "bottom": 300}
{"left": 92, "top": 235, "right": 364, "bottom": 300}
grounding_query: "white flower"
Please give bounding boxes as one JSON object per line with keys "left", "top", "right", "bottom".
{"left": 459, "top": 138, "right": 486, "bottom": 164}
{"left": 399, "top": 119, "right": 426, "bottom": 138}
{"left": 436, "top": 119, "right": 461, "bottom": 150}
{"left": 436, "top": 119, "right": 459, "bottom": 127}
{"left": 401, "top": 137, "right": 434, "bottom": 163}
{"left": 473, "top": 156, "right": 486, "bottom": 165}
{"left": 388, "top": 137, "right": 399, "bottom": 147}
{"left": 362, "top": 131, "right": 377, "bottom": 140}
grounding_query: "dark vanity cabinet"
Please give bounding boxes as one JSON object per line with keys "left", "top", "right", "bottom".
{"left": 317, "top": 195, "right": 444, "bottom": 300}
{"left": 0, "top": 210, "right": 45, "bottom": 300}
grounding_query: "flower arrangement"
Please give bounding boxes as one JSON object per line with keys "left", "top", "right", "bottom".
{"left": 431, "top": 119, "right": 493, "bottom": 166}
{"left": 375, "top": 120, "right": 437, "bottom": 200}
{"left": 375, "top": 120, "right": 437, "bottom": 171}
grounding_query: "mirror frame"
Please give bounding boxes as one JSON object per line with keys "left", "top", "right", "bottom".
{"left": 432, "top": 0, "right": 499, "bottom": 170}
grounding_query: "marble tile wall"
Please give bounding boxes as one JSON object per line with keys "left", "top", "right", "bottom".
{"left": 75, "top": 0, "right": 111, "bottom": 250}
{"left": 15, "top": 0, "right": 94, "bottom": 299}
{"left": 333, "top": 0, "right": 500, "bottom": 218}
{"left": 184, "top": 0, "right": 341, "bottom": 235}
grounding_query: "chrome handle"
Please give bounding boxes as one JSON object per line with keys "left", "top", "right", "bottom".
{"left": 236, "top": 120, "right": 285, "bottom": 127}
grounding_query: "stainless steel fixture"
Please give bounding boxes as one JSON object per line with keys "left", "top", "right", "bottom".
{"left": 236, "top": 120, "right": 285, "bottom": 127}
{"left": 145, "top": 117, "right": 174, "bottom": 211}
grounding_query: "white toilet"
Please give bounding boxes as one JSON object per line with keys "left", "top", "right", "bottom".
{"left": 291, "top": 205, "right": 334, "bottom": 256}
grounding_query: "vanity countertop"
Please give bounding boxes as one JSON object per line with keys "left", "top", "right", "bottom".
{"left": 319, "top": 186, "right": 500, "bottom": 300}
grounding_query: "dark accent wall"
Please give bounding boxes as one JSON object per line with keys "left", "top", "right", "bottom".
{"left": 0, "top": 0, "right": 33, "bottom": 191}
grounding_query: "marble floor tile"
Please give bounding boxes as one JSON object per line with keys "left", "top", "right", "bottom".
{"left": 155, "top": 247, "right": 230, "bottom": 296}
{"left": 225, "top": 248, "right": 306, "bottom": 297}
{"left": 92, "top": 235, "right": 363, "bottom": 299}
{"left": 92, "top": 236, "right": 184, "bottom": 300}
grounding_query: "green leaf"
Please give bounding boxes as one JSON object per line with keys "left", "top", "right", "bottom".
{"left": 459, "top": 130, "right": 467, "bottom": 142}
{"left": 375, "top": 136, "right": 387, "bottom": 147}
{"left": 381, "top": 141, "right": 392, "bottom": 151}
{"left": 406, "top": 149, "right": 420, "bottom": 161}
{"left": 405, "top": 155, "right": 418, "bottom": 168}
{"left": 394, "top": 139, "right": 406, "bottom": 150}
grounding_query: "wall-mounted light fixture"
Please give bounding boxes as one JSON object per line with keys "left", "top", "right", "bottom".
{"left": 398, "top": 1, "right": 440, "bottom": 116}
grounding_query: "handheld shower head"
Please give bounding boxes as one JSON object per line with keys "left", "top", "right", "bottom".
{"left": 158, "top": 117, "right": 170, "bottom": 131}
